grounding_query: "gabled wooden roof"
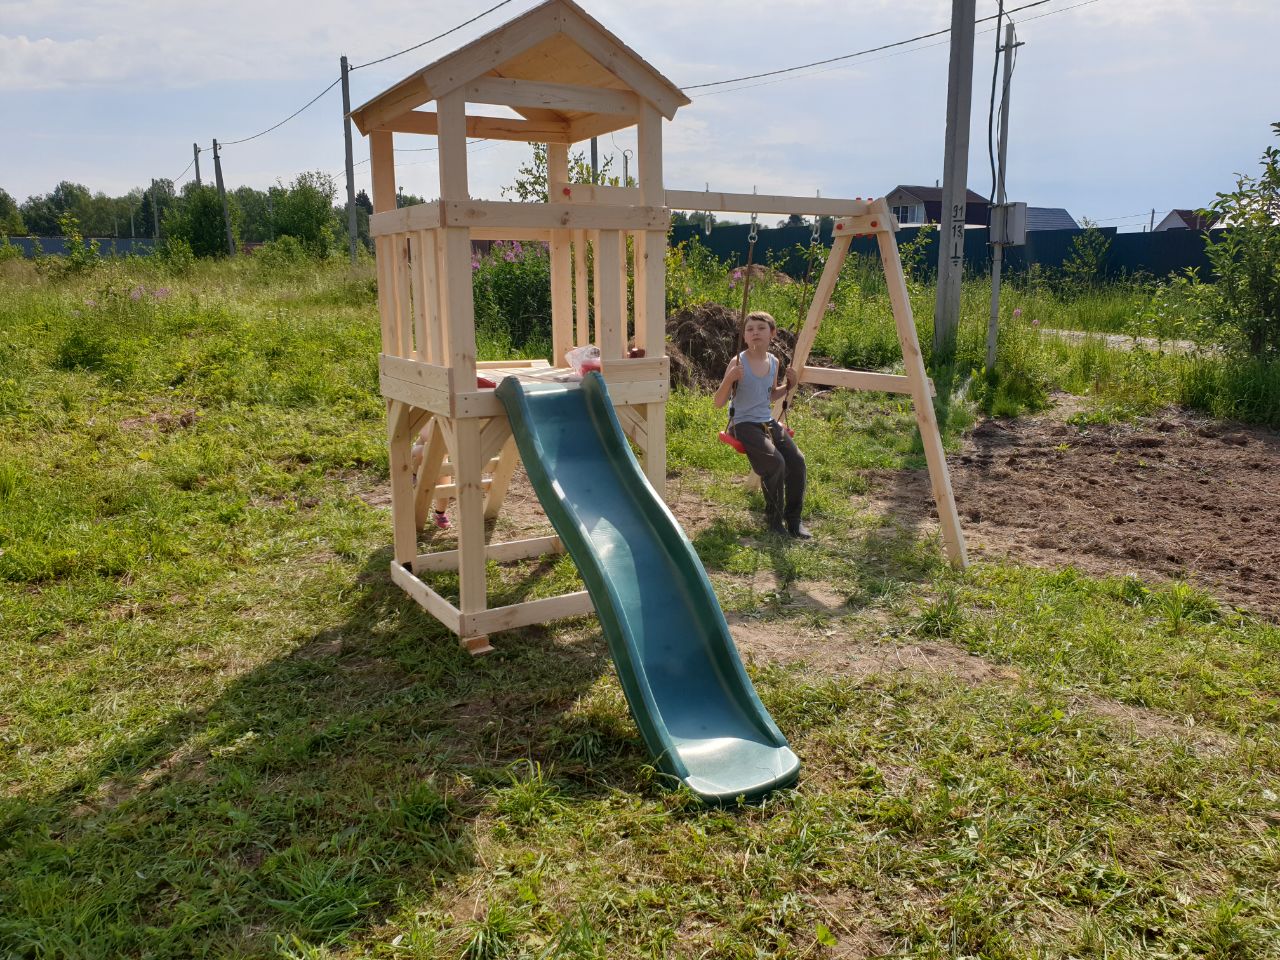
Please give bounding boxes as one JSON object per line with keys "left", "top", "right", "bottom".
{"left": 350, "top": 0, "right": 689, "bottom": 138}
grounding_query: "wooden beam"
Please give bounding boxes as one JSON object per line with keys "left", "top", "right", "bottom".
{"left": 351, "top": 75, "right": 428, "bottom": 136}
{"left": 370, "top": 202, "right": 440, "bottom": 238}
{"left": 440, "top": 200, "right": 668, "bottom": 231}
{"left": 550, "top": 181, "right": 640, "bottom": 206}
{"left": 421, "top": 1, "right": 562, "bottom": 103}
{"left": 799, "top": 366, "right": 935, "bottom": 397}
{"left": 451, "top": 379, "right": 667, "bottom": 419}
{"left": 388, "top": 401, "right": 419, "bottom": 565}
{"left": 369, "top": 131, "right": 396, "bottom": 214}
{"left": 593, "top": 231, "right": 624, "bottom": 358}
{"left": 832, "top": 212, "right": 896, "bottom": 236}
{"left": 380, "top": 355, "right": 452, "bottom": 393}
{"left": 557, "top": 12, "right": 685, "bottom": 119}
{"left": 465, "top": 77, "right": 639, "bottom": 115}
{"left": 666, "top": 190, "right": 871, "bottom": 218}
{"left": 566, "top": 112, "right": 638, "bottom": 144}
{"left": 461, "top": 591, "right": 595, "bottom": 637}
{"left": 573, "top": 230, "right": 590, "bottom": 349}
{"left": 484, "top": 436, "right": 520, "bottom": 521}
{"left": 877, "top": 221, "right": 968, "bottom": 569}
{"left": 389, "top": 560, "right": 462, "bottom": 633}
{"left": 548, "top": 144, "right": 574, "bottom": 368}
{"left": 413, "top": 534, "right": 565, "bottom": 574}
{"left": 369, "top": 109, "right": 572, "bottom": 143}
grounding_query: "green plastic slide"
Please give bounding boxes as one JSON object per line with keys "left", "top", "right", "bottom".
{"left": 496, "top": 372, "right": 800, "bottom": 803}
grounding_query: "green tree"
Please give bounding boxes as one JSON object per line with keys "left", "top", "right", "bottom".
{"left": 0, "top": 188, "right": 25, "bottom": 235}
{"left": 21, "top": 181, "right": 92, "bottom": 235}
{"left": 502, "top": 143, "right": 620, "bottom": 203}
{"left": 273, "top": 171, "right": 339, "bottom": 257}
{"left": 165, "top": 185, "right": 237, "bottom": 257}
{"left": 1062, "top": 218, "right": 1112, "bottom": 288}
{"left": 1201, "top": 122, "right": 1280, "bottom": 358}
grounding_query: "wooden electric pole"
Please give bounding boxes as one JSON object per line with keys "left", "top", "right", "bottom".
{"left": 193, "top": 143, "right": 202, "bottom": 187}
{"left": 212, "top": 139, "right": 235, "bottom": 255}
{"left": 341, "top": 55, "right": 359, "bottom": 264}
{"left": 933, "top": 0, "right": 978, "bottom": 356}
{"left": 986, "top": 22, "right": 1020, "bottom": 374}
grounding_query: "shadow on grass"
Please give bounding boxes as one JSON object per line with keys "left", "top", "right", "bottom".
{"left": 0, "top": 547, "right": 628, "bottom": 959}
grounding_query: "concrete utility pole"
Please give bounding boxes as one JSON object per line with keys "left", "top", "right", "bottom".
{"left": 1149, "top": 208, "right": 1156, "bottom": 232}
{"left": 986, "top": 22, "right": 1021, "bottom": 374}
{"left": 590, "top": 137, "right": 598, "bottom": 184}
{"left": 193, "top": 143, "right": 202, "bottom": 187}
{"left": 212, "top": 139, "right": 235, "bottom": 255}
{"left": 341, "top": 55, "right": 359, "bottom": 264}
{"left": 933, "top": 0, "right": 978, "bottom": 356}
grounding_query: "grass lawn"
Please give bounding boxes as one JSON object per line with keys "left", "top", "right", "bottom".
{"left": 1, "top": 256, "right": 1278, "bottom": 958}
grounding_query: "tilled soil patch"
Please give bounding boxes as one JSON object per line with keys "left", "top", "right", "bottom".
{"left": 863, "top": 404, "right": 1280, "bottom": 620}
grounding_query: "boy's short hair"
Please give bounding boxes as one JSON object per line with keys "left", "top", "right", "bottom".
{"left": 742, "top": 310, "right": 777, "bottom": 331}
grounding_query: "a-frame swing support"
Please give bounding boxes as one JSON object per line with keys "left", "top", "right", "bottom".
{"left": 687, "top": 194, "right": 967, "bottom": 569}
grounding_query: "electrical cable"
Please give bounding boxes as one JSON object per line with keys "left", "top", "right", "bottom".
{"left": 171, "top": 157, "right": 196, "bottom": 186}
{"left": 351, "top": 0, "right": 520, "bottom": 70}
{"left": 682, "top": 0, "right": 1063, "bottom": 91}
{"left": 988, "top": 0, "right": 1006, "bottom": 206}
{"left": 220, "top": 78, "right": 341, "bottom": 147}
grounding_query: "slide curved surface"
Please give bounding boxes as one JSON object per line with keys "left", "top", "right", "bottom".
{"left": 496, "top": 372, "right": 799, "bottom": 803}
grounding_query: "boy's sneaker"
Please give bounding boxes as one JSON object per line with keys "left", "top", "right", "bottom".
{"left": 432, "top": 511, "right": 451, "bottom": 531}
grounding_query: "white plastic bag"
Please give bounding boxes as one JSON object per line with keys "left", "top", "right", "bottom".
{"left": 564, "top": 344, "right": 602, "bottom": 376}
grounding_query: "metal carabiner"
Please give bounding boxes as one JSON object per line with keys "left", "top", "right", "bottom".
{"left": 748, "top": 211, "right": 759, "bottom": 244}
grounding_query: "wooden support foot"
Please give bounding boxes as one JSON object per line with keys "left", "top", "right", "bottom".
{"left": 460, "top": 635, "right": 494, "bottom": 655}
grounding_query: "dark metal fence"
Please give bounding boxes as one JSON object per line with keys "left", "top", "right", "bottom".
{"left": 5, "top": 236, "right": 158, "bottom": 258}
{"left": 670, "top": 222, "right": 1221, "bottom": 281}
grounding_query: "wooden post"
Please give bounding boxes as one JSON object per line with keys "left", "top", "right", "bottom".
{"left": 877, "top": 216, "right": 968, "bottom": 569}
{"left": 595, "top": 231, "right": 625, "bottom": 359}
{"left": 549, "top": 144, "right": 573, "bottom": 367}
{"left": 573, "top": 230, "right": 590, "bottom": 348}
{"left": 436, "top": 89, "right": 487, "bottom": 642}
{"left": 636, "top": 103, "right": 667, "bottom": 494}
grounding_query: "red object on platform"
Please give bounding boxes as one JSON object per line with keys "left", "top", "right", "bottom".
{"left": 581, "top": 359, "right": 602, "bottom": 373}
{"left": 718, "top": 430, "right": 746, "bottom": 454}
{"left": 476, "top": 376, "right": 497, "bottom": 389}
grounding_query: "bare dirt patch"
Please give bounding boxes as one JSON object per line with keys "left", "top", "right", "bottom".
{"left": 863, "top": 402, "right": 1280, "bottom": 620}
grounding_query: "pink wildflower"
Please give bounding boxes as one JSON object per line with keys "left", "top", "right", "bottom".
{"left": 1012, "top": 307, "right": 1022, "bottom": 319}
{"left": 130, "top": 285, "right": 144, "bottom": 301}
{"left": 512, "top": 241, "right": 523, "bottom": 256}
{"left": 502, "top": 249, "right": 517, "bottom": 262}
{"left": 1032, "top": 317, "right": 1040, "bottom": 327}
{"left": 152, "top": 287, "right": 171, "bottom": 300}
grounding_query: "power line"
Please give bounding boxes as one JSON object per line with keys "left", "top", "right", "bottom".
{"left": 682, "top": 0, "right": 1071, "bottom": 92}
{"left": 171, "top": 157, "right": 196, "bottom": 186}
{"left": 351, "top": 0, "right": 520, "bottom": 70}
{"left": 221, "top": 77, "right": 341, "bottom": 147}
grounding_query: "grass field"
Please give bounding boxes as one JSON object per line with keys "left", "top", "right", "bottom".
{"left": 2, "top": 255, "right": 1278, "bottom": 958}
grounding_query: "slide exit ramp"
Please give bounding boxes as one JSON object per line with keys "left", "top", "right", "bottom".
{"left": 496, "top": 372, "right": 799, "bottom": 803}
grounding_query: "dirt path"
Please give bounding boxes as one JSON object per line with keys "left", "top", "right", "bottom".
{"left": 863, "top": 400, "right": 1280, "bottom": 620}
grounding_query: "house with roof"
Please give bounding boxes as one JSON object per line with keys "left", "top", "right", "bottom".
{"left": 1026, "top": 207, "right": 1078, "bottom": 231}
{"left": 885, "top": 185, "right": 989, "bottom": 226}
{"left": 1155, "top": 209, "right": 1218, "bottom": 231}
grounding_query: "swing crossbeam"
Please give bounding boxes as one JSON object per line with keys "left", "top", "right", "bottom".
{"left": 665, "top": 189, "right": 871, "bottom": 218}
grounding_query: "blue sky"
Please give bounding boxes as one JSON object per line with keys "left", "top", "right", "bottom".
{"left": 3, "top": 0, "right": 1277, "bottom": 231}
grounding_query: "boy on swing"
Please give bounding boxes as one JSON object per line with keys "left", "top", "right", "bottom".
{"left": 714, "top": 311, "right": 811, "bottom": 539}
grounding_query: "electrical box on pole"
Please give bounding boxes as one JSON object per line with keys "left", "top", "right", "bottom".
{"left": 989, "top": 201, "right": 1026, "bottom": 246}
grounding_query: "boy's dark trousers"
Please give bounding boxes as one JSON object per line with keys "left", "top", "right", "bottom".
{"left": 734, "top": 420, "right": 806, "bottom": 529}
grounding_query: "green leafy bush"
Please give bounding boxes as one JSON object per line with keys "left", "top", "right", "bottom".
{"left": 471, "top": 240, "right": 552, "bottom": 351}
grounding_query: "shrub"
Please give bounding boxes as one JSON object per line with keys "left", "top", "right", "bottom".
{"left": 471, "top": 240, "right": 552, "bottom": 351}
{"left": 1201, "top": 122, "right": 1280, "bottom": 359}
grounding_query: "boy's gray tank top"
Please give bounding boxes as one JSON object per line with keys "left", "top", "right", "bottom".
{"left": 731, "top": 351, "right": 775, "bottom": 426}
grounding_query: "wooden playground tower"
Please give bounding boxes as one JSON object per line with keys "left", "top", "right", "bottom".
{"left": 350, "top": 0, "right": 966, "bottom": 654}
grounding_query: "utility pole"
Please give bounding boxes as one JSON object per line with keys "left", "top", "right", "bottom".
{"left": 590, "top": 137, "right": 598, "bottom": 184}
{"left": 340, "top": 55, "right": 359, "bottom": 264}
{"left": 1149, "top": 208, "right": 1155, "bottom": 232}
{"left": 150, "top": 179, "right": 161, "bottom": 239}
{"left": 933, "top": 0, "right": 978, "bottom": 357}
{"left": 986, "top": 22, "right": 1021, "bottom": 374}
{"left": 212, "top": 139, "right": 235, "bottom": 255}
{"left": 193, "top": 143, "right": 202, "bottom": 187}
